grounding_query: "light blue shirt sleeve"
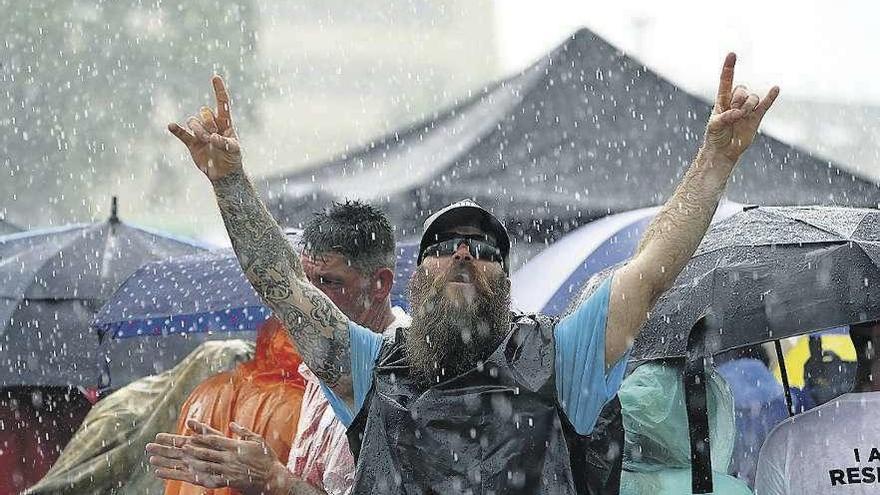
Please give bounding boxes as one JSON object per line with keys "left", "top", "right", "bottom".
{"left": 319, "top": 320, "right": 384, "bottom": 427}
{"left": 555, "top": 276, "right": 630, "bottom": 435}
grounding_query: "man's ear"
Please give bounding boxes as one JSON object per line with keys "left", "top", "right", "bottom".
{"left": 371, "top": 267, "right": 395, "bottom": 303}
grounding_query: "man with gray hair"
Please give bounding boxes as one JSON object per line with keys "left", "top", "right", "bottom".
{"left": 148, "top": 201, "right": 409, "bottom": 495}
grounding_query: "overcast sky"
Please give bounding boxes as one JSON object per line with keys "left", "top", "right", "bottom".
{"left": 495, "top": 1, "right": 880, "bottom": 105}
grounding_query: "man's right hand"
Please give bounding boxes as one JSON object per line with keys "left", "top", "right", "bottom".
{"left": 168, "top": 75, "right": 242, "bottom": 182}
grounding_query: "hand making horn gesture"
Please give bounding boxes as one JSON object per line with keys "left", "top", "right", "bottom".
{"left": 704, "top": 53, "right": 780, "bottom": 163}
{"left": 168, "top": 76, "right": 242, "bottom": 182}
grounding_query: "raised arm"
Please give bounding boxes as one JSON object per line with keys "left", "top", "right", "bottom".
{"left": 605, "top": 53, "right": 779, "bottom": 365}
{"left": 168, "top": 76, "right": 355, "bottom": 405}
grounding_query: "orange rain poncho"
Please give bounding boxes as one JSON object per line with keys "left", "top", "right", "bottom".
{"left": 165, "top": 318, "right": 306, "bottom": 495}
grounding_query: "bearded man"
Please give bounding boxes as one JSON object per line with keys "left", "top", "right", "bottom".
{"left": 159, "top": 52, "right": 778, "bottom": 493}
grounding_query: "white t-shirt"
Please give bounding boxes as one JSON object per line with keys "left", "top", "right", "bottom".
{"left": 286, "top": 307, "right": 410, "bottom": 495}
{"left": 755, "top": 391, "right": 880, "bottom": 495}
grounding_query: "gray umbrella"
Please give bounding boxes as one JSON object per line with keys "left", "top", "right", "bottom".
{"left": 631, "top": 205, "right": 880, "bottom": 361}
{"left": 0, "top": 202, "right": 206, "bottom": 387}
{"left": 0, "top": 218, "right": 21, "bottom": 235}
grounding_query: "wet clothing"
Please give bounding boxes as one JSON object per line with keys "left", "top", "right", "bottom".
{"left": 323, "top": 278, "right": 628, "bottom": 494}
{"left": 618, "top": 362, "right": 751, "bottom": 495}
{"left": 165, "top": 318, "right": 306, "bottom": 495}
{"left": 25, "top": 340, "right": 254, "bottom": 495}
{"left": 0, "top": 387, "right": 91, "bottom": 494}
{"left": 581, "top": 397, "right": 626, "bottom": 495}
{"left": 755, "top": 391, "right": 880, "bottom": 495}
{"left": 716, "top": 358, "right": 812, "bottom": 487}
{"left": 288, "top": 308, "right": 410, "bottom": 495}
{"left": 288, "top": 364, "right": 357, "bottom": 495}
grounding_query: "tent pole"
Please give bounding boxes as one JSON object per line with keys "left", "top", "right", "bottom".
{"left": 775, "top": 339, "right": 795, "bottom": 417}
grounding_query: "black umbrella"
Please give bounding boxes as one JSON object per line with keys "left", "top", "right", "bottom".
{"left": 632, "top": 205, "right": 880, "bottom": 361}
{"left": 0, "top": 199, "right": 206, "bottom": 387}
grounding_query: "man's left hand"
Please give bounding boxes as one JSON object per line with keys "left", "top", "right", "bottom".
{"left": 704, "top": 52, "right": 780, "bottom": 163}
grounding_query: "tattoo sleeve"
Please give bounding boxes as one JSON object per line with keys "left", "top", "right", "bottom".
{"left": 212, "top": 171, "right": 353, "bottom": 398}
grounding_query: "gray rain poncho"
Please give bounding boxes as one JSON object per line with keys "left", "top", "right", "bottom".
{"left": 24, "top": 340, "right": 253, "bottom": 495}
{"left": 619, "top": 362, "right": 752, "bottom": 495}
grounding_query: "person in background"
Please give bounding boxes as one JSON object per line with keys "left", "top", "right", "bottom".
{"left": 618, "top": 361, "right": 752, "bottom": 495}
{"left": 715, "top": 344, "right": 813, "bottom": 487}
{"left": 286, "top": 201, "right": 410, "bottom": 495}
{"left": 162, "top": 316, "right": 306, "bottom": 495}
{"left": 800, "top": 334, "right": 857, "bottom": 406}
{"left": 150, "top": 201, "right": 409, "bottom": 495}
{"left": 755, "top": 321, "right": 880, "bottom": 495}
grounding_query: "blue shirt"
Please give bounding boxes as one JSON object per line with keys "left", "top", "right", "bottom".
{"left": 321, "top": 277, "right": 628, "bottom": 434}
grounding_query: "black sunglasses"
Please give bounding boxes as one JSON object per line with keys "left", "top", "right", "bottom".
{"left": 420, "top": 234, "right": 504, "bottom": 264}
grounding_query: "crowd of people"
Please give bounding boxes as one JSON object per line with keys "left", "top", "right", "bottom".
{"left": 25, "top": 51, "right": 861, "bottom": 495}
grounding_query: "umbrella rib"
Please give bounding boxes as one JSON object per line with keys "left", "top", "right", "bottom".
{"left": 19, "top": 225, "right": 101, "bottom": 300}
{"left": 694, "top": 238, "right": 854, "bottom": 259}
{"left": 770, "top": 208, "right": 850, "bottom": 239}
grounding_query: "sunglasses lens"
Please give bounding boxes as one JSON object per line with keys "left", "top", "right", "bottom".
{"left": 421, "top": 237, "right": 502, "bottom": 264}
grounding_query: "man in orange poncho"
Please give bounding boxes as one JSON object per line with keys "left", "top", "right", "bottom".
{"left": 163, "top": 316, "right": 306, "bottom": 495}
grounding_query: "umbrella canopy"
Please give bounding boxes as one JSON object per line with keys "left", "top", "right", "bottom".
{"left": 0, "top": 219, "right": 206, "bottom": 387}
{"left": 261, "top": 28, "right": 880, "bottom": 244}
{"left": 512, "top": 202, "right": 741, "bottom": 316}
{"left": 630, "top": 206, "right": 880, "bottom": 361}
{"left": 94, "top": 240, "right": 419, "bottom": 387}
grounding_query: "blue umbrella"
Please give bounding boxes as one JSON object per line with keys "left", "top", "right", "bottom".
{"left": 96, "top": 241, "right": 418, "bottom": 338}
{"left": 94, "top": 238, "right": 419, "bottom": 386}
{"left": 511, "top": 202, "right": 741, "bottom": 316}
{"left": 392, "top": 241, "right": 418, "bottom": 312}
{"left": 96, "top": 248, "right": 270, "bottom": 339}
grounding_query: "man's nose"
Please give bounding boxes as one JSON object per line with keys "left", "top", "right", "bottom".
{"left": 452, "top": 242, "right": 473, "bottom": 262}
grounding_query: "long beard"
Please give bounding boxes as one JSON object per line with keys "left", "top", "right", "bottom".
{"left": 405, "top": 262, "right": 511, "bottom": 388}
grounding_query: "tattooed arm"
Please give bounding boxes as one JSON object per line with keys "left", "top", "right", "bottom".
{"left": 212, "top": 172, "right": 353, "bottom": 393}
{"left": 167, "top": 76, "right": 355, "bottom": 405}
{"left": 604, "top": 53, "right": 779, "bottom": 366}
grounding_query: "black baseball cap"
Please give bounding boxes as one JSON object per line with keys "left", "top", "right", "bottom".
{"left": 418, "top": 200, "right": 511, "bottom": 274}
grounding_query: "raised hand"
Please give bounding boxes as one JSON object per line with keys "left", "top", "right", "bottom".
{"left": 168, "top": 76, "right": 242, "bottom": 181}
{"left": 705, "top": 53, "right": 780, "bottom": 163}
